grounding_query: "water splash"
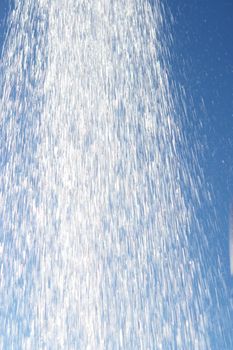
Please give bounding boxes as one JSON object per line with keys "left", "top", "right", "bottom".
{"left": 0, "top": 1, "right": 231, "bottom": 349}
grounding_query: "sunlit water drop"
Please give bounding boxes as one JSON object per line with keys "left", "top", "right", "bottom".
{"left": 0, "top": 1, "right": 232, "bottom": 349}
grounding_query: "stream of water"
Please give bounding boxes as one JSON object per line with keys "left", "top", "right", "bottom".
{"left": 0, "top": 1, "right": 232, "bottom": 349}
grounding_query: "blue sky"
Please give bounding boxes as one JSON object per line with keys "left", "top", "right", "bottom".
{"left": 167, "top": 3, "right": 233, "bottom": 343}
{"left": 0, "top": 0, "right": 8, "bottom": 54}
{"left": 168, "top": 2, "right": 233, "bottom": 345}
{"left": 169, "top": 0, "right": 233, "bottom": 194}
{"left": 168, "top": 0, "right": 233, "bottom": 279}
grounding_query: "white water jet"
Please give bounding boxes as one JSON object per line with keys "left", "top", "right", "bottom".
{"left": 0, "top": 1, "right": 231, "bottom": 349}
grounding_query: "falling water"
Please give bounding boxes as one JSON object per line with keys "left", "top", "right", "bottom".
{"left": 0, "top": 1, "right": 232, "bottom": 349}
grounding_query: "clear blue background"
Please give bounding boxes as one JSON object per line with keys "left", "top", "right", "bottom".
{"left": 168, "top": 0, "right": 233, "bottom": 283}
{"left": 0, "top": 0, "right": 8, "bottom": 55}
{"left": 168, "top": 3, "right": 233, "bottom": 344}
{"left": 168, "top": 0, "right": 233, "bottom": 198}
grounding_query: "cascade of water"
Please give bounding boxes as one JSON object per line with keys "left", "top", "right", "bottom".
{"left": 0, "top": 1, "right": 232, "bottom": 349}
